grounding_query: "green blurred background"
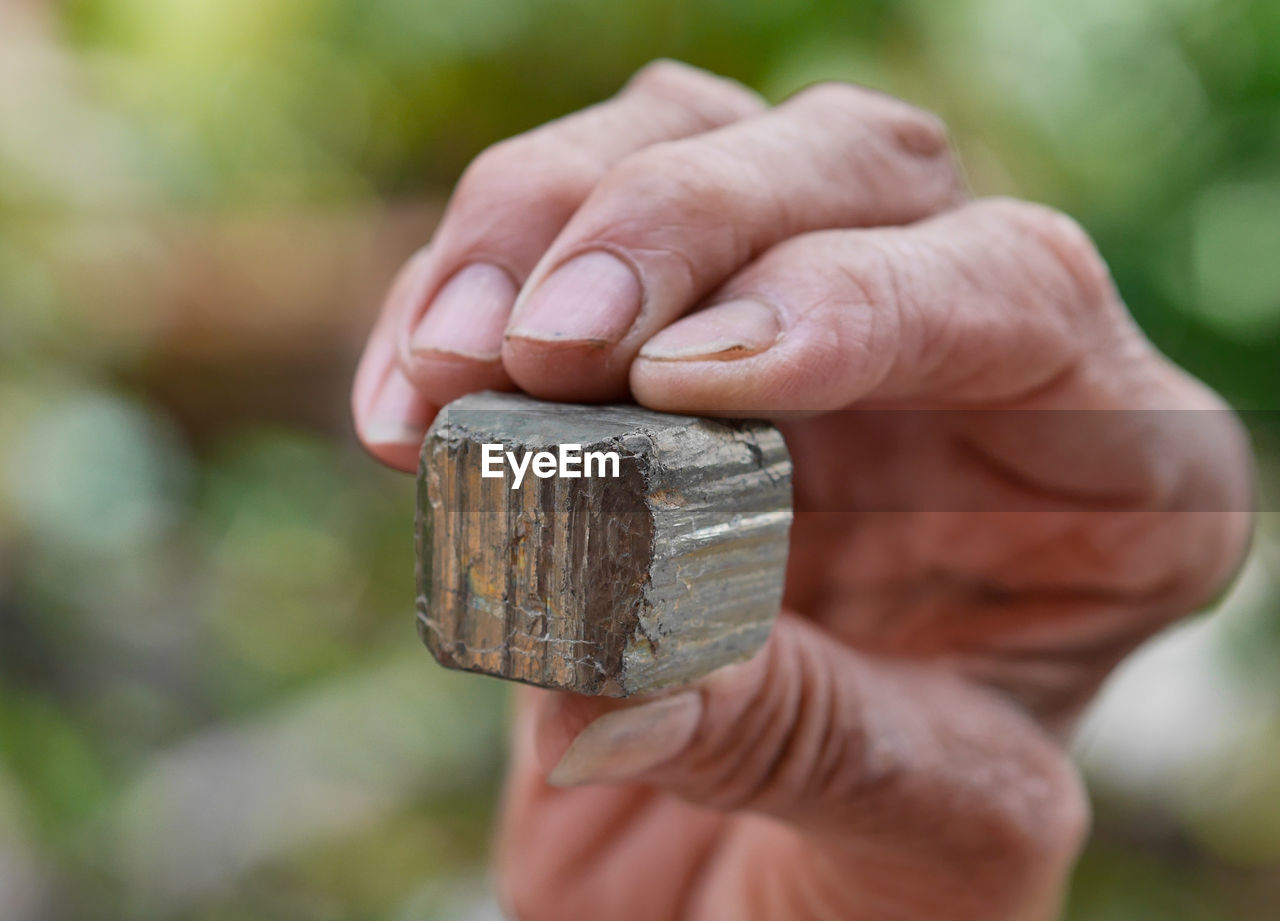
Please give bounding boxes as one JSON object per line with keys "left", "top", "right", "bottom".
{"left": 1, "top": 0, "right": 1278, "bottom": 918}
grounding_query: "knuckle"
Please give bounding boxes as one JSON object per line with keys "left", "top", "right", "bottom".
{"left": 983, "top": 197, "right": 1115, "bottom": 318}
{"left": 893, "top": 106, "right": 952, "bottom": 159}
{"left": 788, "top": 79, "right": 872, "bottom": 109}
{"left": 1182, "top": 507, "right": 1253, "bottom": 606}
{"left": 786, "top": 83, "right": 960, "bottom": 212}
{"left": 627, "top": 58, "right": 712, "bottom": 94}
{"left": 625, "top": 58, "right": 764, "bottom": 119}
{"left": 791, "top": 81, "right": 954, "bottom": 159}
{"left": 1152, "top": 400, "right": 1253, "bottom": 604}
{"left": 456, "top": 139, "right": 525, "bottom": 194}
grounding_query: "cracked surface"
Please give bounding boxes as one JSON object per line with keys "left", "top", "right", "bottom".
{"left": 416, "top": 392, "right": 793, "bottom": 696}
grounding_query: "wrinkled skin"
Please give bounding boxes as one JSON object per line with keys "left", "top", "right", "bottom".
{"left": 352, "top": 61, "right": 1253, "bottom": 921}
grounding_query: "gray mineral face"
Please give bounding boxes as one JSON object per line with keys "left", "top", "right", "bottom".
{"left": 416, "top": 391, "right": 793, "bottom": 697}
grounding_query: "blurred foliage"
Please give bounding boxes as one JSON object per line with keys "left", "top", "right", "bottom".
{"left": 1, "top": 0, "right": 1278, "bottom": 918}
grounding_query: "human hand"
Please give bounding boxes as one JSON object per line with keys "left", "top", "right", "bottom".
{"left": 351, "top": 60, "right": 1254, "bottom": 921}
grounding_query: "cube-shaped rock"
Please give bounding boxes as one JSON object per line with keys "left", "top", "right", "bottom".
{"left": 415, "top": 391, "right": 792, "bottom": 696}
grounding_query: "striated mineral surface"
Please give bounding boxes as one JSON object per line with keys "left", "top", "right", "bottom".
{"left": 416, "top": 391, "right": 792, "bottom": 696}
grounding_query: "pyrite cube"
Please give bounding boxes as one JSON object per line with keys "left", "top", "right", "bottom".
{"left": 416, "top": 391, "right": 793, "bottom": 697}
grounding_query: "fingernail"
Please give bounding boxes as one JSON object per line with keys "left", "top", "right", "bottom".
{"left": 411, "top": 263, "right": 517, "bottom": 361}
{"left": 638, "top": 298, "right": 780, "bottom": 361}
{"left": 507, "top": 250, "right": 642, "bottom": 345}
{"left": 548, "top": 691, "right": 702, "bottom": 787}
{"left": 362, "top": 367, "right": 432, "bottom": 448}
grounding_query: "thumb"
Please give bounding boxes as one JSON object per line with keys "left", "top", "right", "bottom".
{"left": 531, "top": 613, "right": 1087, "bottom": 904}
